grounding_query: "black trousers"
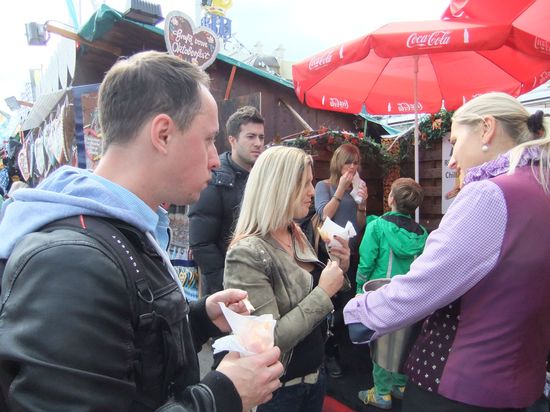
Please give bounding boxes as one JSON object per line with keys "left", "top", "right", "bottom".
{"left": 403, "top": 383, "right": 527, "bottom": 412}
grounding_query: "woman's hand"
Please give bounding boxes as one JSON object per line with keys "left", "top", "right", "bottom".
{"left": 337, "top": 171, "right": 354, "bottom": 193}
{"left": 318, "top": 260, "right": 344, "bottom": 298}
{"left": 327, "top": 235, "right": 350, "bottom": 273}
{"left": 357, "top": 183, "right": 368, "bottom": 206}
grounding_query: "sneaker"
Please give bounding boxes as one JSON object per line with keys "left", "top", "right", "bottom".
{"left": 391, "top": 385, "right": 405, "bottom": 400}
{"left": 358, "top": 388, "right": 392, "bottom": 410}
{"left": 325, "top": 356, "right": 344, "bottom": 378}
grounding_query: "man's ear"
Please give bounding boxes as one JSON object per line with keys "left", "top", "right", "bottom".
{"left": 227, "top": 135, "right": 237, "bottom": 149}
{"left": 150, "top": 114, "right": 173, "bottom": 155}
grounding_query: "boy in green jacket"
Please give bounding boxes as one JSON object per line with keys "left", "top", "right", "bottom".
{"left": 356, "top": 178, "right": 428, "bottom": 410}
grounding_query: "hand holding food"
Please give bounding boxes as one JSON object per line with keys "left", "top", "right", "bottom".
{"left": 318, "top": 260, "right": 344, "bottom": 297}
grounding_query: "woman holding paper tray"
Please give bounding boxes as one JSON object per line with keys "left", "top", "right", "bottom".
{"left": 224, "top": 146, "right": 349, "bottom": 412}
{"left": 315, "top": 143, "right": 368, "bottom": 251}
{"left": 314, "top": 143, "right": 368, "bottom": 378}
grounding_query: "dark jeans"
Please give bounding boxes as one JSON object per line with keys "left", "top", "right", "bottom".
{"left": 403, "top": 383, "right": 527, "bottom": 412}
{"left": 257, "top": 369, "right": 327, "bottom": 412}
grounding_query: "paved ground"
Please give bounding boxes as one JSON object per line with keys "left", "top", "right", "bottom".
{"left": 326, "top": 338, "right": 403, "bottom": 411}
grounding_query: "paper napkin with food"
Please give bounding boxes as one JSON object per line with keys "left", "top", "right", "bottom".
{"left": 212, "top": 302, "right": 276, "bottom": 356}
{"left": 350, "top": 172, "right": 367, "bottom": 204}
{"left": 317, "top": 216, "right": 357, "bottom": 248}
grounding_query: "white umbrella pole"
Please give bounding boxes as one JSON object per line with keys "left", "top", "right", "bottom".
{"left": 413, "top": 56, "right": 420, "bottom": 222}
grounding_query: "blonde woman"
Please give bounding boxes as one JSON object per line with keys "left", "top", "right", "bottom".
{"left": 345, "top": 92, "right": 550, "bottom": 411}
{"left": 224, "top": 146, "right": 349, "bottom": 412}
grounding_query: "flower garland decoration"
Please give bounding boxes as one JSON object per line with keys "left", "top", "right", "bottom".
{"left": 279, "top": 127, "right": 398, "bottom": 173}
{"left": 418, "top": 109, "right": 454, "bottom": 149}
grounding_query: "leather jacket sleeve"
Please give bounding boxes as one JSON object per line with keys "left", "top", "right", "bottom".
{"left": 0, "top": 231, "right": 137, "bottom": 410}
{"left": 158, "top": 372, "right": 241, "bottom": 412}
{"left": 187, "top": 297, "right": 224, "bottom": 348}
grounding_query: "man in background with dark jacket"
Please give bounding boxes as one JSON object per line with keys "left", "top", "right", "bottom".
{"left": 0, "top": 51, "right": 282, "bottom": 411}
{"left": 189, "top": 106, "right": 264, "bottom": 295}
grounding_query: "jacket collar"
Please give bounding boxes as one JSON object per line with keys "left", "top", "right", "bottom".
{"left": 220, "top": 151, "right": 249, "bottom": 175}
{"left": 265, "top": 228, "right": 320, "bottom": 264}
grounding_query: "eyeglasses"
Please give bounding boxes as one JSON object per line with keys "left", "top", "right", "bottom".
{"left": 345, "top": 160, "right": 360, "bottom": 165}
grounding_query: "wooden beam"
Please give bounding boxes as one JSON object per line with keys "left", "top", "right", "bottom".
{"left": 44, "top": 22, "right": 121, "bottom": 56}
{"left": 224, "top": 65, "right": 237, "bottom": 100}
{"left": 278, "top": 99, "right": 313, "bottom": 131}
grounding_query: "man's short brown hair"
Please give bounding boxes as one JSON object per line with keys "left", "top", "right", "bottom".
{"left": 390, "top": 178, "right": 424, "bottom": 215}
{"left": 225, "top": 106, "right": 264, "bottom": 139}
{"left": 98, "top": 51, "right": 210, "bottom": 150}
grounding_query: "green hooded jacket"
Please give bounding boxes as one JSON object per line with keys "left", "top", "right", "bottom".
{"left": 356, "top": 211, "right": 428, "bottom": 294}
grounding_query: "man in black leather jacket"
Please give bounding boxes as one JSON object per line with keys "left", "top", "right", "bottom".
{"left": 189, "top": 106, "right": 264, "bottom": 295}
{"left": 0, "top": 51, "right": 282, "bottom": 411}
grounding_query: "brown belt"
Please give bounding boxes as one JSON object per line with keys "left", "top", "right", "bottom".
{"left": 281, "top": 370, "right": 320, "bottom": 387}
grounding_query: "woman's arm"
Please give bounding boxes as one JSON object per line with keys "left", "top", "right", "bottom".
{"left": 345, "top": 180, "right": 508, "bottom": 337}
{"left": 224, "top": 241, "right": 333, "bottom": 353}
{"left": 356, "top": 184, "right": 368, "bottom": 229}
{"left": 315, "top": 180, "right": 340, "bottom": 220}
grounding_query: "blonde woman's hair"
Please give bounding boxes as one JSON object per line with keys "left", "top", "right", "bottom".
{"left": 232, "top": 146, "right": 313, "bottom": 243}
{"left": 329, "top": 144, "right": 361, "bottom": 186}
{"left": 453, "top": 92, "right": 550, "bottom": 191}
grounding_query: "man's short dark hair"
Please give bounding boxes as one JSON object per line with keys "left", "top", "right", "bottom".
{"left": 98, "top": 51, "right": 210, "bottom": 150}
{"left": 226, "top": 106, "right": 264, "bottom": 139}
{"left": 391, "top": 178, "right": 424, "bottom": 215}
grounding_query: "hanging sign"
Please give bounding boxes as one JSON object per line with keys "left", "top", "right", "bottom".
{"left": 441, "top": 133, "right": 459, "bottom": 213}
{"left": 18, "top": 142, "right": 31, "bottom": 182}
{"left": 164, "top": 11, "right": 220, "bottom": 70}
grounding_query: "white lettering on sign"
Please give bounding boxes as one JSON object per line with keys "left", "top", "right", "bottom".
{"left": 308, "top": 52, "right": 333, "bottom": 70}
{"left": 534, "top": 37, "right": 550, "bottom": 54}
{"left": 538, "top": 71, "right": 550, "bottom": 85}
{"left": 329, "top": 97, "right": 349, "bottom": 109}
{"left": 406, "top": 31, "right": 451, "bottom": 49}
{"left": 171, "top": 42, "right": 212, "bottom": 60}
{"left": 172, "top": 28, "right": 194, "bottom": 45}
{"left": 397, "top": 102, "right": 423, "bottom": 112}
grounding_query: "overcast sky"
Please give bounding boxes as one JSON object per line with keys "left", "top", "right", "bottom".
{"left": 0, "top": 0, "right": 448, "bottom": 113}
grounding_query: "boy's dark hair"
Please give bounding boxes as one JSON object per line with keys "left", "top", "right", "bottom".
{"left": 226, "top": 106, "right": 264, "bottom": 139}
{"left": 391, "top": 178, "right": 424, "bottom": 215}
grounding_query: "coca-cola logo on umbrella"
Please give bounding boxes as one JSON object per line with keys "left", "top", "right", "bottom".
{"left": 164, "top": 11, "right": 220, "bottom": 69}
{"left": 406, "top": 31, "right": 452, "bottom": 49}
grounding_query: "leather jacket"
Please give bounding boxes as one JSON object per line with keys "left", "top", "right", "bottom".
{"left": 0, "top": 220, "right": 241, "bottom": 411}
{"left": 189, "top": 152, "right": 249, "bottom": 295}
{"left": 224, "top": 229, "right": 334, "bottom": 370}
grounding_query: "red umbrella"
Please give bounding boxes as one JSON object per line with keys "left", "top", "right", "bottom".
{"left": 292, "top": 19, "right": 550, "bottom": 115}
{"left": 292, "top": 17, "right": 550, "bottom": 217}
{"left": 442, "top": 0, "right": 550, "bottom": 89}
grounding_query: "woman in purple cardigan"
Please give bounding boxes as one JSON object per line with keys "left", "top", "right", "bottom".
{"left": 345, "top": 92, "right": 550, "bottom": 412}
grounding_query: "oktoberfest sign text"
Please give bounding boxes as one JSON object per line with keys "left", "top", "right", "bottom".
{"left": 164, "top": 11, "right": 220, "bottom": 70}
